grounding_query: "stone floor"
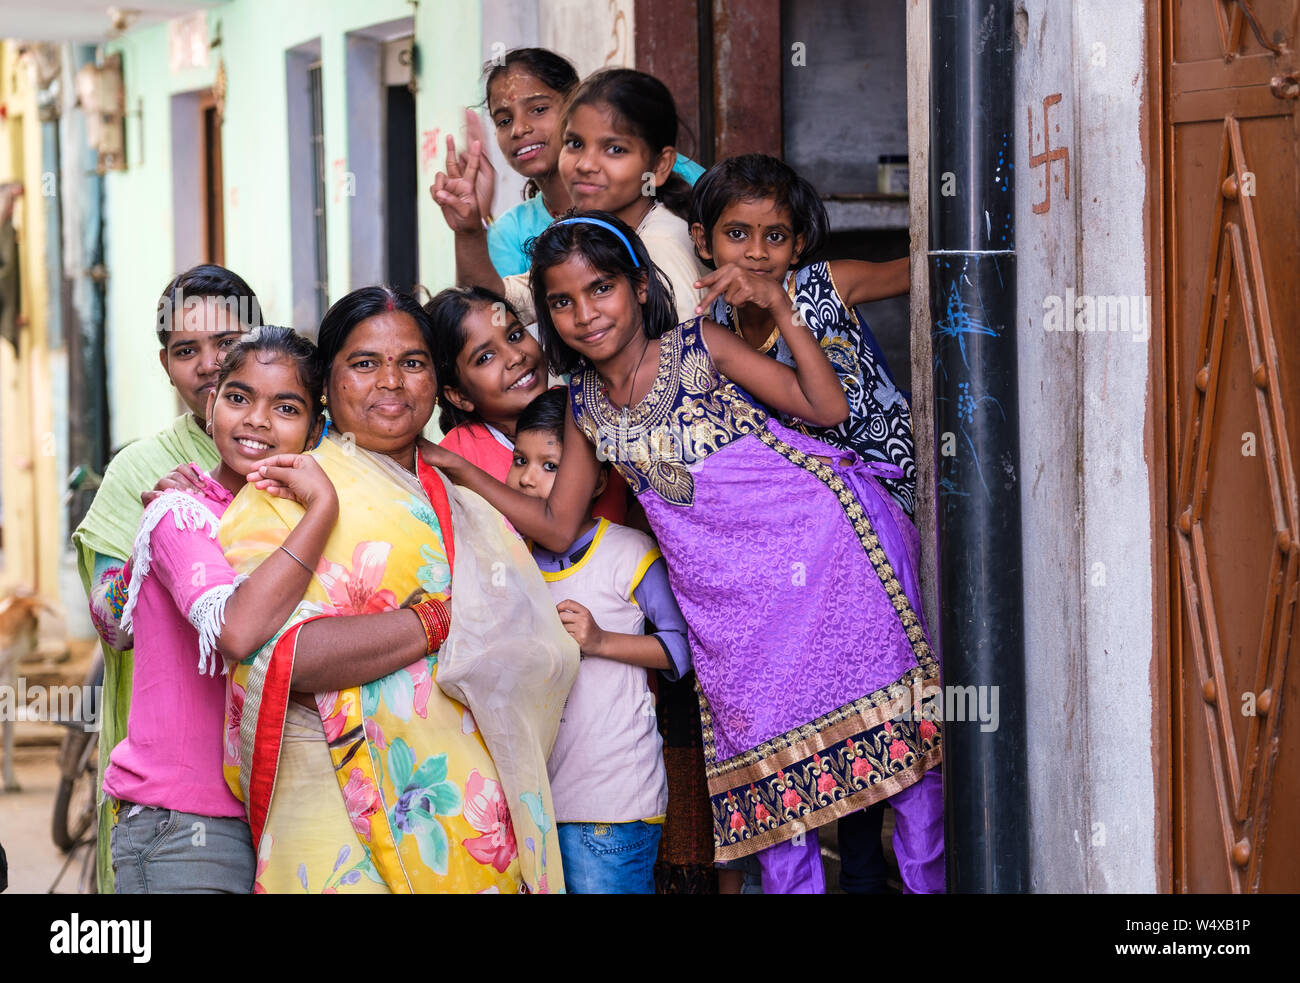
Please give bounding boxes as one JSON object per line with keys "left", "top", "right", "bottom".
{"left": 0, "top": 742, "right": 94, "bottom": 894}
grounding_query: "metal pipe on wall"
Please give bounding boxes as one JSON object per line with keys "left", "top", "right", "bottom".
{"left": 929, "top": 0, "right": 1028, "bottom": 892}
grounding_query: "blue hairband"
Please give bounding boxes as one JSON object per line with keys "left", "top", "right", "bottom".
{"left": 554, "top": 217, "right": 642, "bottom": 268}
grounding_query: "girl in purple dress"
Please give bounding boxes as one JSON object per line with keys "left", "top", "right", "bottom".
{"left": 422, "top": 212, "right": 944, "bottom": 893}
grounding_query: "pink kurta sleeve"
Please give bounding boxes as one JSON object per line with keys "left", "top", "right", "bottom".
{"left": 148, "top": 515, "right": 242, "bottom": 619}
{"left": 120, "top": 491, "right": 244, "bottom": 677}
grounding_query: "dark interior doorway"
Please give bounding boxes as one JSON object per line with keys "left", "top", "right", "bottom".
{"left": 385, "top": 83, "right": 418, "bottom": 294}
{"left": 199, "top": 94, "right": 224, "bottom": 265}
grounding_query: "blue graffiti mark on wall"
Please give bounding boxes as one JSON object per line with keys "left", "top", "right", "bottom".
{"left": 936, "top": 385, "right": 1003, "bottom": 504}
{"left": 956, "top": 381, "right": 1006, "bottom": 426}
{"left": 937, "top": 474, "right": 970, "bottom": 505}
{"left": 933, "top": 261, "right": 1011, "bottom": 506}
{"left": 935, "top": 280, "right": 999, "bottom": 372}
{"left": 962, "top": 429, "right": 991, "bottom": 497}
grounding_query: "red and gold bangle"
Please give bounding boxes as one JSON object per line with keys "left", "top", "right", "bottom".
{"left": 413, "top": 603, "right": 437, "bottom": 653}
{"left": 430, "top": 598, "right": 451, "bottom": 640}
{"left": 429, "top": 599, "right": 451, "bottom": 651}
{"left": 413, "top": 599, "right": 451, "bottom": 654}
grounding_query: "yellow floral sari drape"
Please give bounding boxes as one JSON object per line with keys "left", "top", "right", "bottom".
{"left": 218, "top": 434, "right": 578, "bottom": 893}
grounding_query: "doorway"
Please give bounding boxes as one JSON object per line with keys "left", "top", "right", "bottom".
{"left": 344, "top": 19, "right": 418, "bottom": 295}
{"left": 635, "top": 0, "right": 926, "bottom": 891}
{"left": 170, "top": 89, "right": 225, "bottom": 271}
{"left": 383, "top": 47, "right": 418, "bottom": 294}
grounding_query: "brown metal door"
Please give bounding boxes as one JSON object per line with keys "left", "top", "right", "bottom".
{"left": 1166, "top": 0, "right": 1300, "bottom": 892}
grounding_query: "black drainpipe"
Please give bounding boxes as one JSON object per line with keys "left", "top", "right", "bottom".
{"left": 929, "top": 0, "right": 1028, "bottom": 892}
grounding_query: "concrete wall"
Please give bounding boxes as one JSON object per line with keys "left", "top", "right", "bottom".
{"left": 782, "top": 0, "right": 908, "bottom": 196}
{"left": 539, "top": 0, "right": 635, "bottom": 78}
{"left": 103, "top": 0, "right": 482, "bottom": 447}
{"left": 1014, "top": 0, "right": 1157, "bottom": 891}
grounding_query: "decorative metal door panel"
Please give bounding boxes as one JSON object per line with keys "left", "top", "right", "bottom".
{"left": 1167, "top": 0, "right": 1299, "bottom": 892}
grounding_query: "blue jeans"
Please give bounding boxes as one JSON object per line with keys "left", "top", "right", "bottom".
{"left": 557, "top": 821, "right": 661, "bottom": 894}
{"left": 110, "top": 804, "right": 255, "bottom": 894}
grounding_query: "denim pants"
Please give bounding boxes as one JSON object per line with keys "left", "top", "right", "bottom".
{"left": 110, "top": 803, "right": 255, "bottom": 894}
{"left": 557, "top": 821, "right": 661, "bottom": 894}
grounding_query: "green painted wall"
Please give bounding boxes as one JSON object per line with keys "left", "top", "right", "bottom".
{"left": 104, "top": 0, "right": 482, "bottom": 447}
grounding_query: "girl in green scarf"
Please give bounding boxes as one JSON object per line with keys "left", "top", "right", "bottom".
{"left": 71, "top": 264, "right": 260, "bottom": 892}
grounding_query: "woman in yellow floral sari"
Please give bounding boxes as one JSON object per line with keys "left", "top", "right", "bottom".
{"left": 219, "top": 287, "right": 578, "bottom": 893}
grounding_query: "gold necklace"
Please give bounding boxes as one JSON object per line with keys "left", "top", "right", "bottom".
{"left": 609, "top": 335, "right": 651, "bottom": 459}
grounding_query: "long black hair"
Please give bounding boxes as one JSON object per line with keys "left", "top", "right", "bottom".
{"left": 529, "top": 210, "right": 676, "bottom": 375}
{"left": 156, "top": 264, "right": 261, "bottom": 344}
{"left": 483, "top": 48, "right": 579, "bottom": 201}
{"left": 689, "top": 153, "right": 829, "bottom": 269}
{"left": 315, "top": 286, "right": 434, "bottom": 381}
{"left": 424, "top": 285, "right": 528, "bottom": 434}
{"left": 216, "top": 325, "right": 325, "bottom": 426}
{"left": 563, "top": 68, "right": 694, "bottom": 221}
{"left": 483, "top": 47, "right": 578, "bottom": 107}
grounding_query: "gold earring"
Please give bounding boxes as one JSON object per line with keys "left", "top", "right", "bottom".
{"left": 320, "top": 394, "right": 328, "bottom": 407}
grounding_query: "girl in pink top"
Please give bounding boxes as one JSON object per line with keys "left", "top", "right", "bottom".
{"left": 103, "top": 327, "right": 338, "bottom": 893}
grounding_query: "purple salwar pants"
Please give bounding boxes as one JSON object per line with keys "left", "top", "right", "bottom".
{"left": 756, "top": 770, "right": 946, "bottom": 894}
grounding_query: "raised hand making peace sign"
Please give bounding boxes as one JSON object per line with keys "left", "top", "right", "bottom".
{"left": 430, "top": 134, "right": 486, "bottom": 235}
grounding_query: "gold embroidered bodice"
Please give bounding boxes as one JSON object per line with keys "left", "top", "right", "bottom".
{"left": 569, "top": 319, "right": 768, "bottom": 506}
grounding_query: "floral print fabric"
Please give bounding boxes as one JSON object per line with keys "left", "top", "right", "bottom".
{"left": 218, "top": 435, "right": 530, "bottom": 893}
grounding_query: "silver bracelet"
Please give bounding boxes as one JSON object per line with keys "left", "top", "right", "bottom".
{"left": 279, "top": 544, "right": 313, "bottom": 575}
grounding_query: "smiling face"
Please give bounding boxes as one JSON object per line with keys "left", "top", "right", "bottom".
{"left": 158, "top": 301, "right": 244, "bottom": 424}
{"left": 558, "top": 102, "right": 674, "bottom": 228}
{"left": 542, "top": 252, "right": 648, "bottom": 366}
{"left": 488, "top": 67, "right": 567, "bottom": 180}
{"left": 325, "top": 311, "right": 437, "bottom": 467}
{"left": 208, "top": 354, "right": 319, "bottom": 485}
{"left": 692, "top": 196, "right": 806, "bottom": 283}
{"left": 444, "top": 302, "right": 546, "bottom": 438}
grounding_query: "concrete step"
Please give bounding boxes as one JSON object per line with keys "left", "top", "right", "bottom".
{"left": 12, "top": 719, "right": 68, "bottom": 748}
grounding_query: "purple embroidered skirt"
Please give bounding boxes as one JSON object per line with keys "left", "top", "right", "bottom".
{"left": 637, "top": 418, "right": 942, "bottom": 861}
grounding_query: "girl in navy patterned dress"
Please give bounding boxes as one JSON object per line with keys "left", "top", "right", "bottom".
{"left": 689, "top": 153, "right": 918, "bottom": 519}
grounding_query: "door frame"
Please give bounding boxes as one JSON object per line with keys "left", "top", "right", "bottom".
{"left": 1146, "top": 0, "right": 1174, "bottom": 895}
{"left": 198, "top": 89, "right": 224, "bottom": 266}
{"left": 905, "top": 0, "right": 938, "bottom": 638}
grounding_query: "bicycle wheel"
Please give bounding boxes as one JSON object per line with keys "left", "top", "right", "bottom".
{"left": 51, "top": 727, "right": 98, "bottom": 852}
